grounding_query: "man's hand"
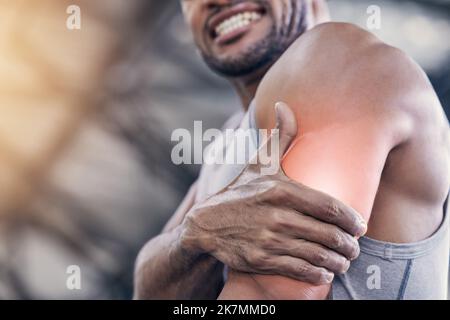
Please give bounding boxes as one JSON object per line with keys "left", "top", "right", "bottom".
{"left": 180, "top": 103, "right": 367, "bottom": 285}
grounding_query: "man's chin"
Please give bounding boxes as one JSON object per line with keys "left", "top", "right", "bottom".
{"left": 202, "top": 28, "right": 280, "bottom": 77}
{"left": 211, "top": 35, "right": 266, "bottom": 61}
{"left": 203, "top": 53, "right": 273, "bottom": 78}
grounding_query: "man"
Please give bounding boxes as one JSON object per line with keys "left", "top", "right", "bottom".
{"left": 134, "top": 0, "right": 449, "bottom": 299}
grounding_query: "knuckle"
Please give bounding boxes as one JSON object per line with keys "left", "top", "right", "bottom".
{"left": 314, "top": 251, "right": 329, "bottom": 265}
{"left": 296, "top": 262, "right": 311, "bottom": 276}
{"left": 267, "top": 180, "right": 287, "bottom": 201}
{"left": 246, "top": 252, "right": 258, "bottom": 265}
{"left": 183, "top": 214, "right": 195, "bottom": 229}
{"left": 184, "top": 210, "right": 202, "bottom": 231}
{"left": 328, "top": 230, "right": 344, "bottom": 249}
{"left": 325, "top": 199, "right": 341, "bottom": 221}
{"left": 260, "top": 230, "right": 276, "bottom": 248}
{"left": 264, "top": 179, "right": 278, "bottom": 190}
{"left": 270, "top": 211, "right": 285, "bottom": 229}
{"left": 248, "top": 251, "right": 269, "bottom": 266}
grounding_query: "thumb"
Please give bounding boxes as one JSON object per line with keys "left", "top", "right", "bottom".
{"left": 274, "top": 101, "right": 298, "bottom": 157}
{"left": 250, "top": 101, "right": 297, "bottom": 175}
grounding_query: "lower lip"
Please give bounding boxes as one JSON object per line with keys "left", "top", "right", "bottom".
{"left": 214, "top": 18, "right": 261, "bottom": 46}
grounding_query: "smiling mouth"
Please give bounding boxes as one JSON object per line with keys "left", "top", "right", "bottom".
{"left": 208, "top": 3, "right": 267, "bottom": 45}
{"left": 214, "top": 11, "right": 262, "bottom": 38}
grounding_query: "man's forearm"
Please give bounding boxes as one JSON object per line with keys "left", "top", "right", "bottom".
{"left": 134, "top": 225, "right": 223, "bottom": 299}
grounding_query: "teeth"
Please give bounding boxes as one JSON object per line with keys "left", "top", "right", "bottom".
{"left": 215, "top": 11, "right": 262, "bottom": 38}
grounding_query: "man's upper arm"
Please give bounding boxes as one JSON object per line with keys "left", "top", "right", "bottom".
{"left": 220, "top": 106, "right": 400, "bottom": 299}
{"left": 282, "top": 112, "right": 393, "bottom": 221}
{"left": 255, "top": 24, "right": 418, "bottom": 220}
{"left": 234, "top": 24, "right": 420, "bottom": 299}
{"left": 219, "top": 24, "right": 436, "bottom": 300}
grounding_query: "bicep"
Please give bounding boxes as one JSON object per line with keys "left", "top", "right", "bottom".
{"left": 219, "top": 116, "right": 393, "bottom": 300}
{"left": 282, "top": 119, "right": 390, "bottom": 221}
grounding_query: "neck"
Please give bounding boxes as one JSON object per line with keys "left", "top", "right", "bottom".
{"left": 229, "top": 66, "right": 270, "bottom": 110}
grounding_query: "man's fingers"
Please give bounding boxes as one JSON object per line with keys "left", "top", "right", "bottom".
{"left": 263, "top": 238, "right": 350, "bottom": 275}
{"left": 269, "top": 210, "right": 360, "bottom": 260}
{"left": 283, "top": 182, "right": 367, "bottom": 237}
{"left": 272, "top": 256, "right": 334, "bottom": 285}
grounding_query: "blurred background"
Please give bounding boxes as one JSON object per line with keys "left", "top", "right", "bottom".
{"left": 0, "top": 0, "right": 448, "bottom": 299}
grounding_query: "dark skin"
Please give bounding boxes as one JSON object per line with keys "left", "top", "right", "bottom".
{"left": 181, "top": 0, "right": 330, "bottom": 108}
{"left": 134, "top": 0, "right": 449, "bottom": 299}
{"left": 219, "top": 22, "right": 449, "bottom": 299}
{"left": 134, "top": 110, "right": 365, "bottom": 298}
{"left": 134, "top": 0, "right": 366, "bottom": 299}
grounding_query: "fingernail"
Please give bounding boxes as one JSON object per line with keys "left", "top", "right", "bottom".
{"left": 350, "top": 242, "right": 360, "bottom": 260}
{"left": 343, "top": 260, "right": 351, "bottom": 272}
{"left": 323, "top": 272, "right": 334, "bottom": 284}
{"left": 358, "top": 220, "right": 368, "bottom": 236}
{"left": 274, "top": 102, "right": 282, "bottom": 128}
{"left": 275, "top": 101, "right": 287, "bottom": 112}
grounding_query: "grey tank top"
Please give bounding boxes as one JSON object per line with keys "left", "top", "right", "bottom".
{"left": 195, "top": 103, "right": 450, "bottom": 300}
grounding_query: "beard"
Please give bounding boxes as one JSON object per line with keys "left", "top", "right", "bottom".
{"left": 201, "top": 26, "right": 282, "bottom": 77}
{"left": 199, "top": 0, "right": 308, "bottom": 78}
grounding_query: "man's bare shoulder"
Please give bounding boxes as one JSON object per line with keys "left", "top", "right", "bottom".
{"left": 255, "top": 22, "right": 445, "bottom": 144}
